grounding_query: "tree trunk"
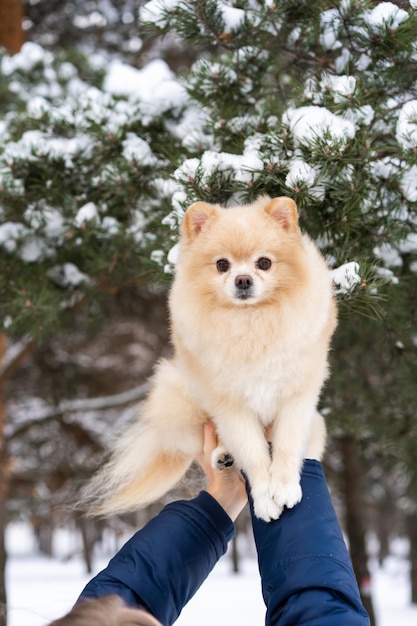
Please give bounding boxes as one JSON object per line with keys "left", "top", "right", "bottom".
{"left": 77, "top": 517, "right": 97, "bottom": 574}
{"left": 0, "top": 485, "right": 6, "bottom": 626}
{"left": 0, "top": 335, "right": 33, "bottom": 626}
{"left": 0, "top": 0, "right": 24, "bottom": 54}
{"left": 231, "top": 534, "right": 239, "bottom": 573}
{"left": 0, "top": 335, "right": 8, "bottom": 626}
{"left": 375, "top": 492, "right": 392, "bottom": 565}
{"left": 32, "top": 516, "right": 54, "bottom": 557}
{"left": 339, "top": 435, "right": 377, "bottom": 626}
{"left": 406, "top": 512, "right": 417, "bottom": 605}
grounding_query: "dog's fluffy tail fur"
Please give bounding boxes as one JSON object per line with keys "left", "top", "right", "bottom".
{"left": 82, "top": 420, "right": 194, "bottom": 516}
{"left": 82, "top": 358, "right": 206, "bottom": 516}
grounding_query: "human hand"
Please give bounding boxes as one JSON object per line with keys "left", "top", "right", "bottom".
{"left": 197, "top": 422, "right": 247, "bottom": 521}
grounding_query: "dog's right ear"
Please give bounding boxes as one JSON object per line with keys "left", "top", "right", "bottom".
{"left": 264, "top": 196, "right": 299, "bottom": 232}
{"left": 182, "top": 201, "right": 218, "bottom": 238}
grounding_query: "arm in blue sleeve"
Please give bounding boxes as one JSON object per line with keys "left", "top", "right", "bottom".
{"left": 78, "top": 491, "right": 235, "bottom": 626}
{"left": 250, "top": 460, "right": 370, "bottom": 626}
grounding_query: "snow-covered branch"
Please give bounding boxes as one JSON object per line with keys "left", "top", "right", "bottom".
{"left": 8, "top": 382, "right": 150, "bottom": 440}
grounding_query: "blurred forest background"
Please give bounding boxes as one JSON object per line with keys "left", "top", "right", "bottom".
{"left": 0, "top": 2, "right": 417, "bottom": 626}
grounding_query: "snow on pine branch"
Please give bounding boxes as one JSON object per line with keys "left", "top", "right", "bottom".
{"left": 332, "top": 262, "right": 361, "bottom": 295}
{"left": 1, "top": 0, "right": 417, "bottom": 338}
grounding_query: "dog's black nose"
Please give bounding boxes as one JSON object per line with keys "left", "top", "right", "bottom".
{"left": 235, "top": 275, "right": 253, "bottom": 290}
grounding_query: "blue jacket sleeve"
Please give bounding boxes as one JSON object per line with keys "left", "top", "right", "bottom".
{"left": 78, "top": 491, "right": 235, "bottom": 626}
{"left": 250, "top": 459, "right": 370, "bottom": 626}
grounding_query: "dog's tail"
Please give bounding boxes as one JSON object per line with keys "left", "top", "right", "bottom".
{"left": 82, "top": 420, "right": 194, "bottom": 516}
{"left": 81, "top": 357, "right": 206, "bottom": 516}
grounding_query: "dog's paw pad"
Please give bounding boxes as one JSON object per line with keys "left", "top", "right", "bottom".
{"left": 216, "top": 453, "right": 234, "bottom": 469}
{"left": 211, "top": 446, "right": 234, "bottom": 471}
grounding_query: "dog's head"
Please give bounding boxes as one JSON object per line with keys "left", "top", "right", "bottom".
{"left": 177, "top": 196, "right": 307, "bottom": 308}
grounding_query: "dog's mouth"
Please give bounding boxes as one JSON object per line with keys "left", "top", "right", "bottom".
{"left": 235, "top": 289, "right": 254, "bottom": 300}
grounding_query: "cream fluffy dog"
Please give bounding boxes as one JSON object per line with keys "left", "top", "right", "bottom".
{"left": 87, "top": 196, "right": 337, "bottom": 521}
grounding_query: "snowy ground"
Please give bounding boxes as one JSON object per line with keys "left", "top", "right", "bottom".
{"left": 6, "top": 521, "right": 417, "bottom": 626}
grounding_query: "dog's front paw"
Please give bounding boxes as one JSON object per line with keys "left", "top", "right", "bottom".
{"left": 252, "top": 482, "right": 283, "bottom": 522}
{"left": 270, "top": 479, "right": 302, "bottom": 512}
{"left": 211, "top": 446, "right": 234, "bottom": 470}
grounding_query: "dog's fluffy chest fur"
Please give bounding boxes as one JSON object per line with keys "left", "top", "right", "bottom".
{"left": 172, "top": 295, "right": 331, "bottom": 425}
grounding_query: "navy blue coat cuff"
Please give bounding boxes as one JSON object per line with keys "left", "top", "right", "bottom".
{"left": 78, "top": 490, "right": 234, "bottom": 625}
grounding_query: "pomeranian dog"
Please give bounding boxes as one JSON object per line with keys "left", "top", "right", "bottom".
{"left": 87, "top": 196, "right": 337, "bottom": 522}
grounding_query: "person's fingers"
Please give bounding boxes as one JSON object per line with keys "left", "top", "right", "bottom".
{"left": 197, "top": 421, "right": 247, "bottom": 520}
{"left": 197, "top": 421, "right": 217, "bottom": 476}
{"left": 202, "top": 421, "right": 217, "bottom": 456}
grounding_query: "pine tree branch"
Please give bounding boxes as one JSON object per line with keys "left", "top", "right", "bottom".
{"left": 195, "top": 0, "right": 235, "bottom": 50}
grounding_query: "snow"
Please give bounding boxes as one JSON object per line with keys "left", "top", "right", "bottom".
{"left": 1, "top": 42, "right": 49, "bottom": 75}
{"left": 74, "top": 202, "right": 99, "bottom": 227}
{"left": 399, "top": 232, "right": 417, "bottom": 254}
{"left": 285, "top": 158, "right": 325, "bottom": 201}
{"left": 47, "top": 263, "right": 91, "bottom": 288}
{"left": 0, "top": 221, "right": 54, "bottom": 263}
{"left": 122, "top": 133, "right": 158, "bottom": 166}
{"left": 24, "top": 206, "right": 66, "bottom": 239}
{"left": 0, "top": 222, "right": 27, "bottom": 253}
{"left": 321, "top": 74, "right": 356, "bottom": 102}
{"left": 141, "top": 0, "right": 246, "bottom": 32}
{"left": 3, "top": 129, "right": 93, "bottom": 168}
{"left": 320, "top": 9, "right": 342, "bottom": 51}
{"left": 140, "top": 0, "right": 179, "bottom": 29}
{"left": 19, "top": 237, "right": 52, "bottom": 263}
{"left": 73, "top": 11, "right": 107, "bottom": 29}
{"left": 6, "top": 522, "right": 417, "bottom": 626}
{"left": 218, "top": 2, "right": 246, "bottom": 33}
{"left": 167, "top": 243, "right": 180, "bottom": 266}
{"left": 200, "top": 149, "right": 263, "bottom": 183}
{"left": 104, "top": 58, "right": 187, "bottom": 115}
{"left": 175, "top": 146, "right": 263, "bottom": 187}
{"left": 364, "top": 2, "right": 409, "bottom": 32}
{"left": 166, "top": 107, "right": 213, "bottom": 151}
{"left": 332, "top": 261, "right": 361, "bottom": 294}
{"left": 174, "top": 158, "right": 201, "bottom": 183}
{"left": 396, "top": 100, "right": 417, "bottom": 149}
{"left": 374, "top": 243, "right": 404, "bottom": 268}
{"left": 284, "top": 106, "right": 356, "bottom": 146}
{"left": 400, "top": 165, "right": 417, "bottom": 201}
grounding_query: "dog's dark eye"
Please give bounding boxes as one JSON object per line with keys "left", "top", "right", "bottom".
{"left": 216, "top": 259, "right": 230, "bottom": 273}
{"left": 256, "top": 257, "right": 272, "bottom": 271}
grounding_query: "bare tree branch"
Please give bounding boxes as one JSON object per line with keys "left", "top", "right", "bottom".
{"left": 0, "top": 336, "right": 35, "bottom": 383}
{"left": 8, "top": 382, "right": 150, "bottom": 440}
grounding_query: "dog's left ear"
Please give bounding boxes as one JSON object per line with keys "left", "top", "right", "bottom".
{"left": 182, "top": 201, "right": 218, "bottom": 238}
{"left": 264, "top": 197, "right": 299, "bottom": 232}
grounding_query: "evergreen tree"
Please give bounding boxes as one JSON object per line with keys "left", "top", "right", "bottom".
{"left": 24, "top": 0, "right": 144, "bottom": 58}
{"left": 143, "top": 0, "right": 417, "bottom": 289}
{"left": 2, "top": 1, "right": 417, "bottom": 335}
{"left": 0, "top": 42, "right": 185, "bottom": 337}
